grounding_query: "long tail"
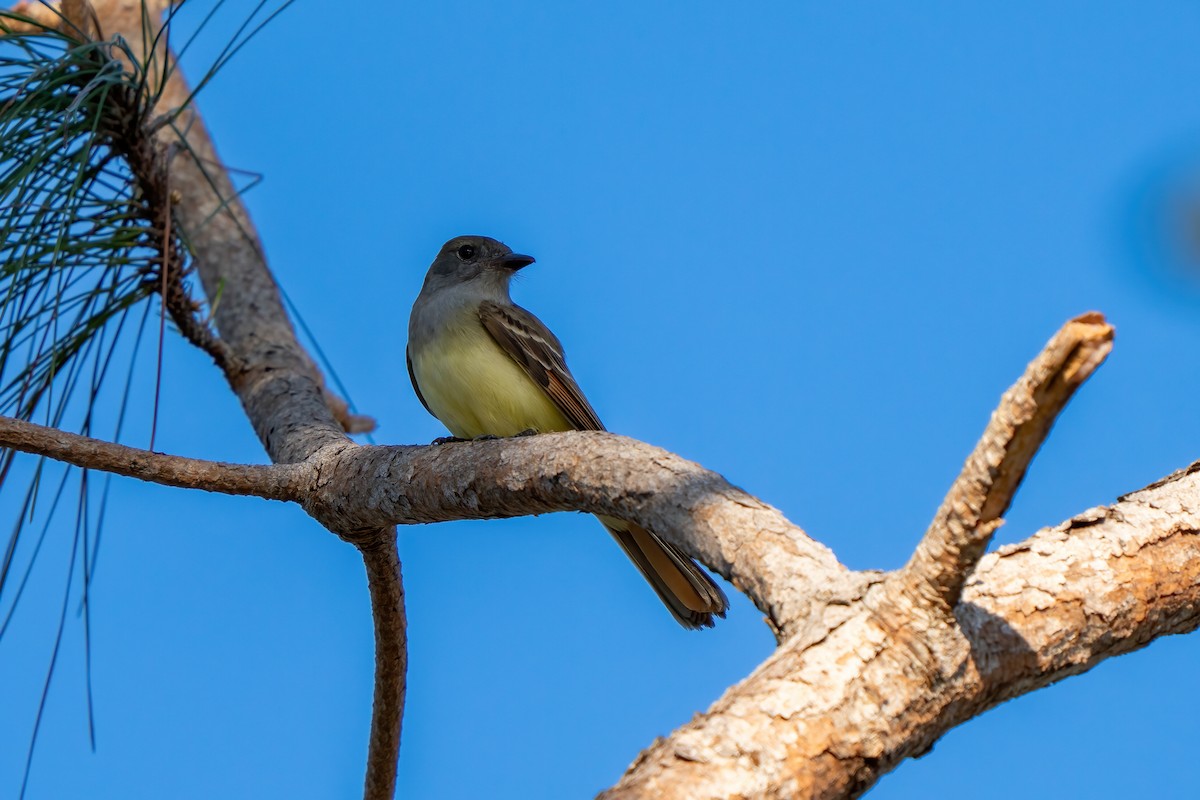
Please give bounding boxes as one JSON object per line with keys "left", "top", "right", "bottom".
{"left": 597, "top": 515, "right": 728, "bottom": 629}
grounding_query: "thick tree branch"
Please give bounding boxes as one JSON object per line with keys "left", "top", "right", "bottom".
{"left": 600, "top": 467, "right": 1200, "bottom": 799}
{"left": 900, "top": 312, "right": 1114, "bottom": 612}
{"left": 0, "top": 408, "right": 851, "bottom": 636}
{"left": 959, "top": 470, "right": 1200, "bottom": 712}
{"left": 141, "top": 22, "right": 348, "bottom": 462}
{"left": 297, "top": 433, "right": 856, "bottom": 634}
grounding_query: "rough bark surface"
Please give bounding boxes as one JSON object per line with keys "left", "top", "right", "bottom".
{"left": 3, "top": 5, "right": 1200, "bottom": 800}
{"left": 600, "top": 467, "right": 1200, "bottom": 799}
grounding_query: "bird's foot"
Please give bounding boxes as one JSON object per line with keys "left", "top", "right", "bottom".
{"left": 515, "top": 428, "right": 539, "bottom": 437}
{"left": 472, "top": 434, "right": 500, "bottom": 441}
{"left": 431, "top": 435, "right": 466, "bottom": 445}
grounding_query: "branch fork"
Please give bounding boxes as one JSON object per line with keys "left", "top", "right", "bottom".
{"left": 898, "top": 312, "right": 1114, "bottom": 613}
{"left": 0, "top": 310, "right": 1120, "bottom": 800}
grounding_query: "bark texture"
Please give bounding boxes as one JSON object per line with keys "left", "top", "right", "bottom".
{"left": 4, "top": 4, "right": 1200, "bottom": 800}
{"left": 601, "top": 468, "right": 1200, "bottom": 799}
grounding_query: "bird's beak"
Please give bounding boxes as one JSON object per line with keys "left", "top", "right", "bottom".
{"left": 496, "top": 253, "right": 535, "bottom": 270}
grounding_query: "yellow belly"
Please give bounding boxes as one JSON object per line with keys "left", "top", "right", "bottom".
{"left": 411, "top": 323, "right": 572, "bottom": 439}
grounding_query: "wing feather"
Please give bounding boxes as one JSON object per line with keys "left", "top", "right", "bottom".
{"left": 479, "top": 300, "right": 731, "bottom": 628}
{"left": 478, "top": 300, "right": 605, "bottom": 431}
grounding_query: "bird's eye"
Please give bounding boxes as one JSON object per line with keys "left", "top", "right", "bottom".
{"left": 456, "top": 244, "right": 476, "bottom": 261}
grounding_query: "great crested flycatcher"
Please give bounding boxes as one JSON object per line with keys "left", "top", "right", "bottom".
{"left": 407, "top": 235, "right": 728, "bottom": 629}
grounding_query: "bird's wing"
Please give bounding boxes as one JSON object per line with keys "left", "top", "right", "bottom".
{"left": 406, "top": 345, "right": 433, "bottom": 415}
{"left": 478, "top": 300, "right": 605, "bottom": 431}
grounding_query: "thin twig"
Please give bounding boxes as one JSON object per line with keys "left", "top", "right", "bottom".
{"left": 899, "top": 311, "right": 1115, "bottom": 611}
{"left": 360, "top": 533, "right": 407, "bottom": 800}
{"left": 0, "top": 413, "right": 304, "bottom": 499}
{"left": 323, "top": 387, "right": 376, "bottom": 435}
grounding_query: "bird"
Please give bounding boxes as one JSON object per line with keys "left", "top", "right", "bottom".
{"left": 406, "top": 235, "right": 728, "bottom": 629}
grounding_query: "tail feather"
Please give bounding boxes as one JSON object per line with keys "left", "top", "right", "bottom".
{"left": 598, "top": 515, "right": 728, "bottom": 629}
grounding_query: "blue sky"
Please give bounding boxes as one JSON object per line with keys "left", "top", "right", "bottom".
{"left": 3, "top": 1, "right": 1200, "bottom": 797}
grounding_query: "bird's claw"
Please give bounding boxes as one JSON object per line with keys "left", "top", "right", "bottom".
{"left": 434, "top": 431, "right": 537, "bottom": 444}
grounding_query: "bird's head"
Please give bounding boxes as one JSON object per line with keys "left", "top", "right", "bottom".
{"left": 422, "top": 235, "right": 535, "bottom": 294}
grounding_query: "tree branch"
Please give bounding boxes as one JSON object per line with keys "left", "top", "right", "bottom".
{"left": 297, "top": 433, "right": 856, "bottom": 635}
{"left": 597, "top": 314, "right": 1158, "bottom": 800}
{"left": 899, "top": 312, "right": 1114, "bottom": 612}
{"left": 0, "top": 409, "right": 854, "bottom": 639}
{"left": 360, "top": 534, "right": 407, "bottom": 800}
{"left": 135, "top": 13, "right": 348, "bottom": 462}
{"left": 600, "top": 464, "right": 1200, "bottom": 799}
{"left": 0, "top": 414, "right": 303, "bottom": 500}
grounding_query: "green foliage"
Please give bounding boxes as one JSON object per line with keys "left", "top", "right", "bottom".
{"left": 0, "top": 6, "right": 306, "bottom": 796}
{"left": 0, "top": 22, "right": 175, "bottom": 795}
{"left": 0, "top": 24, "right": 166, "bottom": 424}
